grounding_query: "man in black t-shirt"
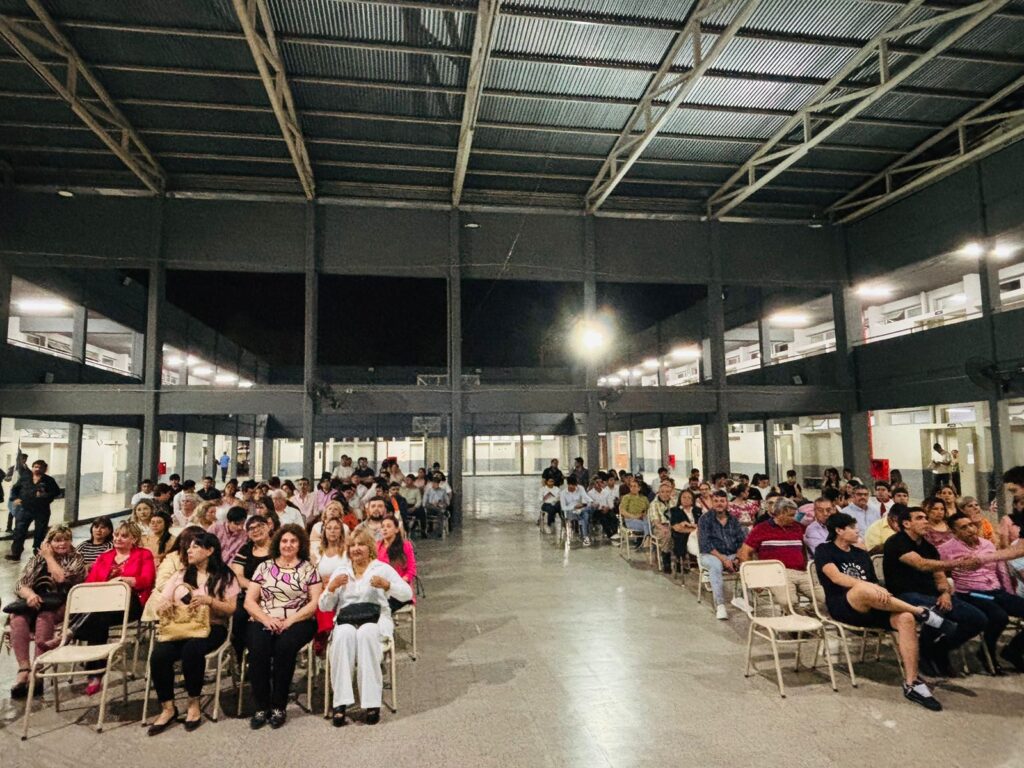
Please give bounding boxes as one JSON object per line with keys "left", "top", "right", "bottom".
{"left": 541, "top": 459, "right": 564, "bottom": 487}
{"left": 815, "top": 513, "right": 953, "bottom": 711}
{"left": 882, "top": 506, "right": 988, "bottom": 676}
{"left": 351, "top": 457, "right": 375, "bottom": 482}
{"left": 196, "top": 475, "right": 223, "bottom": 502}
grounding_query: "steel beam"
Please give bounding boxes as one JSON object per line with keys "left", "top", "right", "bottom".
{"left": 452, "top": 0, "right": 500, "bottom": 207}
{"left": 585, "top": 0, "right": 761, "bottom": 213}
{"left": 231, "top": 0, "right": 315, "bottom": 199}
{"left": 0, "top": 1, "right": 165, "bottom": 192}
{"left": 827, "top": 70, "right": 1024, "bottom": 222}
{"left": 706, "top": 0, "right": 1010, "bottom": 220}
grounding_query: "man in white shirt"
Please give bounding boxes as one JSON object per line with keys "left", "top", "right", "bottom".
{"left": 291, "top": 476, "right": 316, "bottom": 523}
{"left": 559, "top": 477, "right": 594, "bottom": 546}
{"left": 270, "top": 489, "right": 304, "bottom": 528}
{"left": 588, "top": 473, "right": 619, "bottom": 542}
{"left": 867, "top": 480, "right": 893, "bottom": 518}
{"left": 332, "top": 454, "right": 354, "bottom": 481}
{"left": 539, "top": 477, "right": 560, "bottom": 534}
{"left": 842, "top": 484, "right": 880, "bottom": 536}
{"left": 131, "top": 478, "right": 154, "bottom": 507}
{"left": 342, "top": 483, "right": 364, "bottom": 519}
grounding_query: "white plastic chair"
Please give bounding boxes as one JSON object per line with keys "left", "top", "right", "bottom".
{"left": 393, "top": 604, "right": 417, "bottom": 661}
{"left": 321, "top": 634, "right": 397, "bottom": 717}
{"left": 617, "top": 514, "right": 651, "bottom": 563}
{"left": 739, "top": 560, "right": 837, "bottom": 698}
{"left": 140, "top": 616, "right": 235, "bottom": 724}
{"left": 806, "top": 563, "right": 904, "bottom": 686}
{"left": 22, "top": 581, "right": 133, "bottom": 739}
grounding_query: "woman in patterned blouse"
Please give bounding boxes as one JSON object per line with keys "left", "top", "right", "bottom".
{"left": 243, "top": 523, "right": 322, "bottom": 730}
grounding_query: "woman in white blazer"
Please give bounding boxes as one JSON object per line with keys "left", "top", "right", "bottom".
{"left": 319, "top": 527, "right": 412, "bottom": 726}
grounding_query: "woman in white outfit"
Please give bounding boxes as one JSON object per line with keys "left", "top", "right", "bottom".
{"left": 319, "top": 528, "right": 412, "bottom": 726}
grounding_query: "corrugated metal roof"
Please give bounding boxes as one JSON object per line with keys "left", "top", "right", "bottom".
{"left": 280, "top": 44, "right": 466, "bottom": 85}
{"left": 505, "top": 0, "right": 698, "bottom": 24}
{"left": 661, "top": 107, "right": 787, "bottom": 139}
{"left": 486, "top": 59, "right": 652, "bottom": 100}
{"left": 688, "top": 78, "right": 821, "bottom": 112}
{"left": 268, "top": 0, "right": 472, "bottom": 50}
{"left": 292, "top": 81, "right": 462, "bottom": 119}
{"left": 700, "top": 36, "right": 856, "bottom": 80}
{"left": 6, "top": 0, "right": 240, "bottom": 31}
{"left": 495, "top": 15, "right": 675, "bottom": 65}
{"left": 473, "top": 125, "right": 617, "bottom": 156}
{"left": 479, "top": 94, "right": 633, "bottom": 130}
{"left": 642, "top": 135, "right": 758, "bottom": 164}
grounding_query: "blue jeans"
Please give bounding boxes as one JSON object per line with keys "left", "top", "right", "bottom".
{"left": 897, "top": 591, "right": 987, "bottom": 652}
{"left": 623, "top": 518, "right": 650, "bottom": 536}
{"left": 699, "top": 553, "right": 737, "bottom": 606}
{"left": 564, "top": 507, "right": 591, "bottom": 538}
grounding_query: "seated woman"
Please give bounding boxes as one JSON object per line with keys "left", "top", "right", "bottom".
{"left": 308, "top": 500, "right": 350, "bottom": 549}
{"left": 77, "top": 521, "right": 156, "bottom": 695}
{"left": 312, "top": 516, "right": 349, "bottom": 582}
{"left": 77, "top": 515, "right": 114, "bottom": 567}
{"left": 957, "top": 496, "right": 996, "bottom": 544}
{"left": 376, "top": 516, "right": 415, "bottom": 612}
{"left": 320, "top": 528, "right": 413, "bottom": 727}
{"left": 173, "top": 493, "right": 199, "bottom": 529}
{"left": 153, "top": 526, "right": 206, "bottom": 597}
{"left": 228, "top": 515, "right": 272, "bottom": 657}
{"left": 141, "top": 510, "right": 175, "bottom": 566}
{"left": 619, "top": 479, "right": 651, "bottom": 543}
{"left": 243, "top": 523, "right": 322, "bottom": 730}
{"left": 146, "top": 532, "right": 239, "bottom": 735}
{"left": 130, "top": 499, "right": 156, "bottom": 537}
{"left": 670, "top": 488, "right": 702, "bottom": 568}
{"left": 189, "top": 501, "right": 219, "bottom": 531}
{"left": 8, "top": 525, "right": 87, "bottom": 698}
{"left": 922, "top": 496, "right": 953, "bottom": 547}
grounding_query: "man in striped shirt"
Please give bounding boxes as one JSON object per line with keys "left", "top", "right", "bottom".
{"left": 738, "top": 497, "right": 823, "bottom": 609}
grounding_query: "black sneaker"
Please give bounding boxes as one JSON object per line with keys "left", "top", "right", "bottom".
{"left": 268, "top": 708, "right": 287, "bottom": 728}
{"left": 916, "top": 607, "right": 958, "bottom": 641}
{"left": 903, "top": 680, "right": 942, "bottom": 711}
{"left": 249, "top": 710, "right": 269, "bottom": 730}
{"left": 4, "top": 554, "right": 21, "bottom": 562}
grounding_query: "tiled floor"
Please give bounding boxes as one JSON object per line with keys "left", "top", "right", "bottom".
{"left": 2, "top": 489, "right": 1024, "bottom": 767}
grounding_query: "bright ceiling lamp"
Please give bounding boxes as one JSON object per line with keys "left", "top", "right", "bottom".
{"left": 992, "top": 243, "right": 1017, "bottom": 259}
{"left": 165, "top": 355, "right": 183, "bottom": 367}
{"left": 641, "top": 357, "right": 659, "bottom": 370}
{"left": 617, "top": 368, "right": 629, "bottom": 378}
{"left": 192, "top": 366, "right": 213, "bottom": 377}
{"left": 238, "top": 380, "right": 254, "bottom": 388}
{"left": 855, "top": 284, "right": 893, "bottom": 299}
{"left": 959, "top": 242, "right": 984, "bottom": 258}
{"left": 670, "top": 345, "right": 701, "bottom": 360}
{"left": 769, "top": 312, "right": 810, "bottom": 327}
{"left": 16, "top": 298, "right": 69, "bottom": 315}
{"left": 215, "top": 372, "right": 237, "bottom": 384}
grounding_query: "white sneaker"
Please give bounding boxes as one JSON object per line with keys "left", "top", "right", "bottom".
{"left": 582, "top": 537, "right": 591, "bottom": 547}
{"left": 542, "top": 525, "right": 552, "bottom": 534}
{"left": 610, "top": 533, "right": 621, "bottom": 542}
{"left": 715, "top": 605, "right": 728, "bottom": 620}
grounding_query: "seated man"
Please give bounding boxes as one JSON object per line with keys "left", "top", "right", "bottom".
{"left": 399, "top": 474, "right": 425, "bottom": 536}
{"left": 648, "top": 481, "right": 676, "bottom": 572}
{"left": 558, "top": 476, "right": 593, "bottom": 546}
{"left": 738, "top": 498, "right": 823, "bottom": 609}
{"left": 803, "top": 496, "right": 836, "bottom": 555}
{"left": 587, "top": 473, "right": 619, "bottom": 542}
{"left": 815, "top": 513, "right": 956, "bottom": 711}
{"left": 938, "top": 513, "right": 1024, "bottom": 672}
{"left": 422, "top": 474, "right": 450, "bottom": 538}
{"left": 865, "top": 503, "right": 903, "bottom": 554}
{"left": 539, "top": 476, "right": 561, "bottom": 534}
{"left": 697, "top": 490, "right": 747, "bottom": 621}
{"left": 883, "top": 506, "right": 988, "bottom": 677}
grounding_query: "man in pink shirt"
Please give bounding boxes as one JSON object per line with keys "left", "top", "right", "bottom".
{"left": 938, "top": 512, "right": 1024, "bottom": 673}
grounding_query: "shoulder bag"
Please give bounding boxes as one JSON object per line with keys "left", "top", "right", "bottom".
{"left": 156, "top": 584, "right": 211, "bottom": 642}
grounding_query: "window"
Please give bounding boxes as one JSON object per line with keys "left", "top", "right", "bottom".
{"left": 890, "top": 409, "right": 931, "bottom": 425}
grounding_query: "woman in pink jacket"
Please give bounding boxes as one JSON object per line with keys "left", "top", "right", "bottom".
{"left": 376, "top": 516, "right": 416, "bottom": 612}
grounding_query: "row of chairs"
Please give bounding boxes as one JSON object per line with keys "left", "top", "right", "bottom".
{"left": 17, "top": 581, "right": 419, "bottom": 739}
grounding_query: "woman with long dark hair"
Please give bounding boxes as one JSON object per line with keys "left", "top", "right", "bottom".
{"left": 376, "top": 515, "right": 415, "bottom": 613}
{"left": 143, "top": 510, "right": 174, "bottom": 565}
{"left": 77, "top": 515, "right": 114, "bottom": 567}
{"left": 146, "top": 532, "right": 239, "bottom": 735}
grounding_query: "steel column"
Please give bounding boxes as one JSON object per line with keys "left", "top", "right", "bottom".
{"left": 448, "top": 211, "right": 463, "bottom": 527}
{"left": 63, "top": 422, "right": 82, "bottom": 524}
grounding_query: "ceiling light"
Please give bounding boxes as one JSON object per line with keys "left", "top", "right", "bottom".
{"left": 15, "top": 298, "right": 70, "bottom": 315}
{"left": 630, "top": 368, "right": 643, "bottom": 377}
{"left": 186, "top": 355, "right": 202, "bottom": 367}
{"left": 463, "top": 222, "right": 480, "bottom": 229}
{"left": 580, "top": 326, "right": 606, "bottom": 351}
{"left": 165, "top": 355, "right": 183, "bottom": 367}
{"left": 992, "top": 243, "right": 1017, "bottom": 260}
{"left": 215, "top": 373, "right": 237, "bottom": 384}
{"left": 769, "top": 312, "right": 810, "bottom": 327}
{"left": 670, "top": 346, "right": 701, "bottom": 360}
{"left": 642, "top": 357, "right": 659, "bottom": 370}
{"left": 959, "top": 242, "right": 984, "bottom": 258}
{"left": 617, "top": 368, "right": 629, "bottom": 378}
{"left": 238, "top": 380, "right": 254, "bottom": 388}
{"left": 57, "top": 189, "right": 74, "bottom": 198}
{"left": 855, "top": 284, "right": 893, "bottom": 299}
{"left": 597, "top": 376, "right": 607, "bottom": 386}
{"left": 192, "top": 366, "right": 213, "bottom": 377}
{"left": 607, "top": 375, "right": 622, "bottom": 386}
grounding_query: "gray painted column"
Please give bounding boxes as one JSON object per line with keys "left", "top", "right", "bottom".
{"left": 70, "top": 304, "right": 87, "bottom": 363}
{"left": 260, "top": 434, "right": 273, "bottom": 480}
{"left": 703, "top": 224, "right": 730, "bottom": 475}
{"left": 205, "top": 432, "right": 216, "bottom": 479}
{"left": 0, "top": 258, "right": 11, "bottom": 347}
{"left": 141, "top": 258, "right": 165, "bottom": 482}
{"left": 763, "top": 419, "right": 779, "bottom": 482}
{"left": 131, "top": 331, "right": 144, "bottom": 380}
{"left": 125, "top": 427, "right": 141, "bottom": 506}
{"left": 447, "top": 212, "right": 463, "bottom": 528}
{"left": 840, "top": 411, "right": 872, "bottom": 477}
{"left": 175, "top": 429, "right": 186, "bottom": 480}
{"left": 63, "top": 422, "right": 82, "bottom": 523}
{"left": 832, "top": 273, "right": 870, "bottom": 475}
{"left": 583, "top": 217, "right": 601, "bottom": 474}
{"left": 302, "top": 203, "right": 318, "bottom": 481}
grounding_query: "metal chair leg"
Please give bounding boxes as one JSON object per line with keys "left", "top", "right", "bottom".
{"left": 769, "top": 634, "right": 786, "bottom": 698}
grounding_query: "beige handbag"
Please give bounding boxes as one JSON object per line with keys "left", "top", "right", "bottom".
{"left": 156, "top": 584, "right": 211, "bottom": 642}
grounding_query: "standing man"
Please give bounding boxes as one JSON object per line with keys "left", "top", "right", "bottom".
{"left": 6, "top": 459, "right": 61, "bottom": 562}
{"left": 5, "top": 452, "right": 30, "bottom": 532}
{"left": 570, "top": 457, "right": 590, "bottom": 489}
{"left": 218, "top": 451, "right": 231, "bottom": 482}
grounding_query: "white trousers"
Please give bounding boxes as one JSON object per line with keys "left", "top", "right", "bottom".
{"left": 328, "top": 621, "right": 389, "bottom": 709}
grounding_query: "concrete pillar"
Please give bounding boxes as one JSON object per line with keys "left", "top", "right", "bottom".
{"left": 71, "top": 304, "right": 87, "bottom": 363}
{"left": 141, "top": 259, "right": 165, "bottom": 482}
{"left": 205, "top": 432, "right": 216, "bottom": 480}
{"left": 260, "top": 434, "right": 273, "bottom": 480}
{"left": 0, "top": 259, "right": 11, "bottom": 345}
{"left": 447, "top": 212, "right": 463, "bottom": 528}
{"left": 582, "top": 216, "right": 601, "bottom": 475}
{"left": 705, "top": 225, "right": 730, "bottom": 474}
{"left": 64, "top": 422, "right": 83, "bottom": 523}
{"left": 302, "top": 203, "right": 318, "bottom": 481}
{"left": 126, "top": 426, "right": 141, "bottom": 506}
{"left": 175, "top": 429, "right": 186, "bottom": 480}
{"left": 764, "top": 419, "right": 779, "bottom": 483}
{"left": 131, "top": 331, "right": 145, "bottom": 380}
{"left": 840, "top": 411, "right": 872, "bottom": 478}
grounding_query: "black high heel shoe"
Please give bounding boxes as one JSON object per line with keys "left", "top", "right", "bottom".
{"left": 147, "top": 707, "right": 179, "bottom": 737}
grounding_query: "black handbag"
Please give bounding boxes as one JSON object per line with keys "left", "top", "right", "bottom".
{"left": 3, "top": 593, "right": 63, "bottom": 615}
{"left": 335, "top": 602, "right": 381, "bottom": 627}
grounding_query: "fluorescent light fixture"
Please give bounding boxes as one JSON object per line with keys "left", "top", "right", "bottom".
{"left": 165, "top": 355, "right": 183, "bottom": 367}
{"left": 769, "top": 312, "right": 810, "bottom": 327}
{"left": 855, "top": 284, "right": 893, "bottom": 299}
{"left": 215, "top": 373, "right": 237, "bottom": 384}
{"left": 192, "top": 366, "right": 213, "bottom": 377}
{"left": 670, "top": 346, "right": 701, "bottom": 360}
{"left": 57, "top": 189, "right": 74, "bottom": 198}
{"left": 959, "top": 242, "right": 984, "bottom": 258}
{"left": 238, "top": 380, "right": 254, "bottom": 388}
{"left": 16, "top": 298, "right": 70, "bottom": 314}
{"left": 580, "top": 326, "right": 606, "bottom": 351}
{"left": 642, "top": 357, "right": 659, "bottom": 370}
{"left": 992, "top": 243, "right": 1017, "bottom": 260}
{"left": 186, "top": 355, "right": 202, "bottom": 367}
{"left": 617, "top": 368, "right": 629, "bottom": 378}
{"left": 607, "top": 376, "right": 622, "bottom": 386}
{"left": 630, "top": 368, "right": 643, "bottom": 377}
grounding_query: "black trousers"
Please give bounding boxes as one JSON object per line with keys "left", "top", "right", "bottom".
{"left": 962, "top": 590, "right": 1024, "bottom": 657}
{"left": 231, "top": 595, "right": 248, "bottom": 657}
{"left": 245, "top": 619, "right": 315, "bottom": 711}
{"left": 10, "top": 505, "right": 51, "bottom": 558}
{"left": 150, "top": 624, "right": 228, "bottom": 701}
{"left": 591, "top": 509, "right": 618, "bottom": 538}
{"left": 75, "top": 593, "right": 143, "bottom": 671}
{"left": 404, "top": 506, "right": 427, "bottom": 537}
{"left": 541, "top": 502, "right": 562, "bottom": 527}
